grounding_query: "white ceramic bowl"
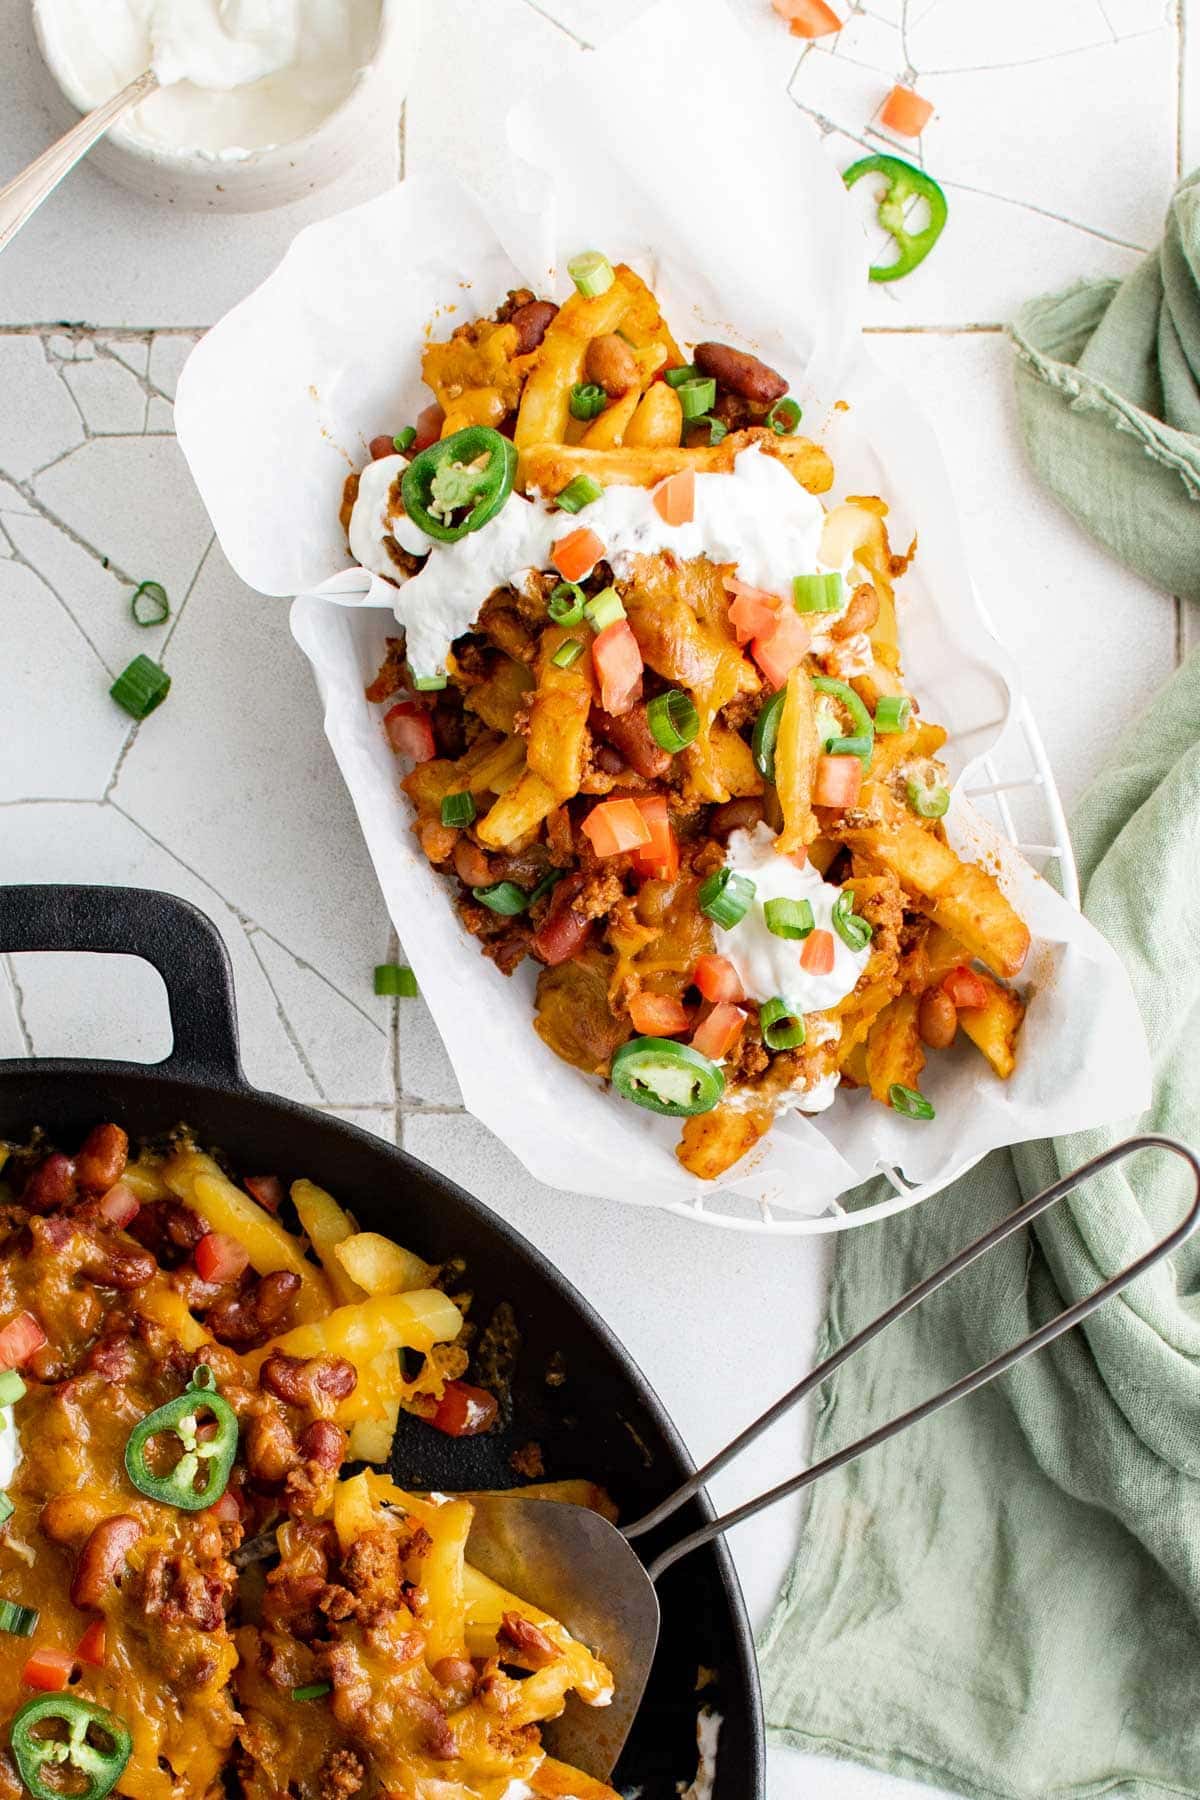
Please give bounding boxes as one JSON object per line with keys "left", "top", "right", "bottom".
{"left": 32, "top": 0, "right": 417, "bottom": 213}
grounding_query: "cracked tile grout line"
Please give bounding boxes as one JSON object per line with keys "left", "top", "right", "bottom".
{"left": 0, "top": 463, "right": 140, "bottom": 589}
{"left": 518, "top": 0, "right": 593, "bottom": 51}
{"left": 2, "top": 958, "right": 36, "bottom": 1059}
{"left": 242, "top": 924, "right": 331, "bottom": 1103}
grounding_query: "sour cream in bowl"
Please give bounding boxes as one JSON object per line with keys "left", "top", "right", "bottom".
{"left": 32, "top": 0, "right": 417, "bottom": 211}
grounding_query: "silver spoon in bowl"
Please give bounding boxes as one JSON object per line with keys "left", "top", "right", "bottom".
{"left": 466, "top": 1133, "right": 1200, "bottom": 1782}
{"left": 0, "top": 69, "right": 158, "bottom": 255}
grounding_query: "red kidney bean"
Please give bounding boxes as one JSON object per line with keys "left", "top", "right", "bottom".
{"left": 530, "top": 874, "right": 591, "bottom": 967}
{"left": 298, "top": 1420, "right": 346, "bottom": 1472}
{"left": 694, "top": 342, "right": 788, "bottom": 406}
{"left": 260, "top": 1352, "right": 357, "bottom": 1410}
{"left": 509, "top": 300, "right": 558, "bottom": 354}
{"left": 244, "top": 1412, "right": 298, "bottom": 1484}
{"left": 22, "top": 1152, "right": 77, "bottom": 1212}
{"left": 74, "top": 1124, "right": 129, "bottom": 1195}
{"left": 591, "top": 703, "right": 671, "bottom": 779}
{"left": 70, "top": 1515, "right": 143, "bottom": 1609}
{"left": 369, "top": 434, "right": 398, "bottom": 460}
{"left": 208, "top": 1272, "right": 300, "bottom": 1347}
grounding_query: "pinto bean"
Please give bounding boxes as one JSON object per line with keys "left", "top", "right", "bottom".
{"left": 694, "top": 341, "right": 788, "bottom": 406}
{"left": 591, "top": 703, "right": 671, "bottom": 779}
{"left": 41, "top": 1493, "right": 103, "bottom": 1546}
{"left": 298, "top": 1420, "right": 346, "bottom": 1472}
{"left": 207, "top": 1271, "right": 300, "bottom": 1347}
{"left": 244, "top": 1412, "right": 298, "bottom": 1484}
{"left": 22, "top": 1152, "right": 77, "bottom": 1213}
{"left": 709, "top": 797, "right": 765, "bottom": 840}
{"left": 584, "top": 332, "right": 638, "bottom": 397}
{"left": 394, "top": 1690, "right": 455, "bottom": 1761}
{"left": 74, "top": 1124, "right": 129, "bottom": 1195}
{"left": 833, "top": 582, "right": 880, "bottom": 640}
{"left": 918, "top": 987, "right": 958, "bottom": 1050}
{"left": 260, "top": 1352, "right": 357, "bottom": 1411}
{"left": 419, "top": 819, "right": 459, "bottom": 865}
{"left": 70, "top": 1514, "right": 142, "bottom": 1609}
{"left": 431, "top": 1656, "right": 477, "bottom": 1705}
{"left": 453, "top": 838, "right": 494, "bottom": 889}
{"left": 509, "top": 299, "right": 558, "bottom": 354}
{"left": 498, "top": 1610, "right": 559, "bottom": 1670}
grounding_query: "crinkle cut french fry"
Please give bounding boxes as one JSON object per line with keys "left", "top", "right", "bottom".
{"left": 518, "top": 427, "right": 834, "bottom": 499}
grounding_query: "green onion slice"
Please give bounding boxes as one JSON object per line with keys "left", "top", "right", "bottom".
{"left": 291, "top": 1683, "right": 333, "bottom": 1703}
{"left": 0, "top": 1494, "right": 11, "bottom": 1526}
{"left": 472, "top": 881, "right": 528, "bottom": 916}
{"left": 751, "top": 688, "right": 787, "bottom": 782}
{"left": 412, "top": 673, "right": 448, "bottom": 691}
{"left": 831, "top": 889, "right": 872, "bottom": 952}
{"left": 611, "top": 1038, "right": 724, "bottom": 1118}
{"left": 694, "top": 414, "right": 727, "bottom": 445}
{"left": 664, "top": 364, "right": 700, "bottom": 388}
{"left": 569, "top": 382, "right": 607, "bottom": 422}
{"left": 792, "top": 573, "right": 844, "bottom": 614}
{"left": 568, "top": 251, "right": 614, "bottom": 298}
{"left": 698, "top": 868, "right": 756, "bottom": 930}
{"left": 676, "top": 376, "right": 717, "bottom": 421}
{"left": 393, "top": 427, "right": 416, "bottom": 453}
{"left": 760, "top": 997, "right": 806, "bottom": 1051}
{"left": 585, "top": 587, "right": 625, "bottom": 632}
{"left": 110, "top": 655, "right": 170, "bottom": 720}
{"left": 440, "top": 790, "right": 476, "bottom": 828}
{"left": 874, "top": 695, "right": 912, "bottom": 734}
{"left": 889, "top": 1082, "right": 936, "bottom": 1120}
{"left": 548, "top": 582, "right": 586, "bottom": 626}
{"left": 0, "top": 1373, "right": 25, "bottom": 1408}
{"left": 130, "top": 580, "right": 169, "bottom": 627}
{"left": 0, "top": 1601, "right": 38, "bottom": 1638}
{"left": 826, "top": 733, "right": 873, "bottom": 761}
{"left": 763, "top": 897, "right": 814, "bottom": 940}
{"left": 554, "top": 474, "right": 605, "bottom": 514}
{"left": 528, "top": 869, "right": 565, "bottom": 908}
{"left": 551, "top": 638, "right": 585, "bottom": 669}
{"left": 907, "top": 778, "right": 950, "bottom": 819}
{"left": 374, "top": 964, "right": 418, "bottom": 997}
{"left": 767, "top": 397, "right": 802, "bottom": 435}
{"left": 646, "top": 689, "right": 699, "bottom": 753}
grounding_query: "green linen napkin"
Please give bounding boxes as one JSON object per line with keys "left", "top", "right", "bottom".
{"left": 759, "top": 174, "right": 1200, "bottom": 1799}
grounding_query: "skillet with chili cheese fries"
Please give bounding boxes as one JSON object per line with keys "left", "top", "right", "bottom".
{"left": 0, "top": 1124, "right": 617, "bottom": 1800}
{"left": 342, "top": 253, "right": 1031, "bottom": 1181}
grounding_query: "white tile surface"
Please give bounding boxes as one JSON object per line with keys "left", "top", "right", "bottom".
{"left": 0, "top": 4, "right": 1191, "bottom": 1798}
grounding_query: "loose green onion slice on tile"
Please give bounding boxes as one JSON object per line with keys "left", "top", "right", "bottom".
{"left": 291, "top": 1683, "right": 332, "bottom": 1703}
{"left": 551, "top": 637, "right": 585, "bottom": 669}
{"left": 130, "top": 580, "right": 169, "bottom": 627}
{"left": 568, "top": 251, "right": 614, "bottom": 298}
{"left": 764, "top": 897, "right": 814, "bottom": 940}
{"left": 110, "top": 655, "right": 170, "bottom": 720}
{"left": 664, "top": 364, "right": 700, "bottom": 388}
{"left": 472, "top": 881, "right": 528, "bottom": 916}
{"left": 393, "top": 427, "right": 416, "bottom": 453}
{"left": 676, "top": 376, "right": 716, "bottom": 421}
{"left": 907, "top": 779, "right": 950, "bottom": 819}
{"left": 374, "top": 964, "right": 418, "bottom": 998}
{"left": 554, "top": 474, "right": 605, "bottom": 514}
{"left": 767, "top": 397, "right": 802, "bottom": 435}
{"left": 760, "top": 997, "right": 806, "bottom": 1050}
{"left": 0, "top": 1602, "right": 38, "bottom": 1638}
{"left": 695, "top": 414, "right": 727, "bottom": 445}
{"left": 412, "top": 673, "right": 448, "bottom": 691}
{"left": 440, "top": 790, "right": 476, "bottom": 828}
{"left": 569, "top": 382, "right": 607, "bottom": 422}
{"left": 889, "top": 1082, "right": 935, "bottom": 1120}
{"left": 585, "top": 587, "right": 625, "bottom": 632}
{"left": 698, "top": 867, "right": 756, "bottom": 930}
{"left": 792, "top": 573, "right": 844, "bottom": 614}
{"left": 874, "top": 694, "right": 912, "bottom": 734}
{"left": 647, "top": 689, "right": 699, "bottom": 753}
{"left": 548, "top": 582, "right": 586, "bottom": 626}
{"left": 832, "top": 889, "right": 872, "bottom": 952}
{"left": 0, "top": 1495, "right": 12, "bottom": 1526}
{"left": 752, "top": 687, "right": 787, "bottom": 781}
{"left": 0, "top": 1372, "right": 25, "bottom": 1407}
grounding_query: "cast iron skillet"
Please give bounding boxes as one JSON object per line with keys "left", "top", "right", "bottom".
{"left": 0, "top": 884, "right": 765, "bottom": 1799}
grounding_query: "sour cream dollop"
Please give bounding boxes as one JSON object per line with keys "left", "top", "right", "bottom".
{"left": 0, "top": 1407, "right": 21, "bottom": 1489}
{"left": 35, "top": 0, "right": 381, "bottom": 157}
{"left": 720, "top": 824, "right": 869, "bottom": 1016}
{"left": 348, "top": 445, "right": 844, "bottom": 683}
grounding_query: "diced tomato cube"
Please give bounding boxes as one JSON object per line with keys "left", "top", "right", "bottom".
{"left": 751, "top": 607, "right": 811, "bottom": 689}
{"left": 723, "top": 576, "right": 780, "bottom": 647}
{"left": 98, "top": 1183, "right": 139, "bottom": 1228}
{"left": 879, "top": 84, "right": 934, "bottom": 137}
{"left": 0, "top": 1312, "right": 47, "bottom": 1371}
{"left": 943, "top": 966, "right": 990, "bottom": 1010}
{"left": 591, "top": 619, "right": 643, "bottom": 716}
{"left": 74, "top": 1622, "right": 107, "bottom": 1668}
{"left": 551, "top": 527, "right": 605, "bottom": 583}
{"left": 22, "top": 1649, "right": 74, "bottom": 1692}
{"left": 430, "top": 1381, "right": 499, "bottom": 1438}
{"left": 581, "top": 798, "right": 653, "bottom": 859}
{"left": 243, "top": 1175, "right": 283, "bottom": 1213}
{"left": 691, "top": 1002, "right": 747, "bottom": 1062}
{"left": 652, "top": 470, "right": 695, "bottom": 527}
{"left": 384, "top": 702, "right": 436, "bottom": 763}
{"left": 772, "top": 0, "right": 841, "bottom": 36}
{"left": 629, "top": 795, "right": 679, "bottom": 881}
{"left": 194, "top": 1232, "right": 250, "bottom": 1285}
{"left": 628, "top": 992, "right": 691, "bottom": 1036}
{"left": 800, "top": 929, "right": 835, "bottom": 975}
{"left": 812, "top": 753, "right": 863, "bottom": 809}
{"left": 693, "top": 955, "right": 745, "bottom": 1003}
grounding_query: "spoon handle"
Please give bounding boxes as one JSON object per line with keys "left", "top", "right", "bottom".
{"left": 628, "top": 1133, "right": 1200, "bottom": 1579}
{"left": 0, "top": 69, "right": 159, "bottom": 255}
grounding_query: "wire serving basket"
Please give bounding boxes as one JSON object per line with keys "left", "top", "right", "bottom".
{"left": 665, "top": 698, "right": 1079, "bottom": 1235}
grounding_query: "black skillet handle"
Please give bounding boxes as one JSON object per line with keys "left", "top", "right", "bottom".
{"left": 0, "top": 885, "right": 244, "bottom": 1089}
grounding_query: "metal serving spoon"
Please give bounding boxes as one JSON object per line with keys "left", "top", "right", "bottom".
{"left": 467, "top": 1133, "right": 1200, "bottom": 1781}
{"left": 0, "top": 70, "right": 158, "bottom": 256}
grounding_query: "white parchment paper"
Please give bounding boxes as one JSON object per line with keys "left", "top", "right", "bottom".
{"left": 175, "top": 0, "right": 1150, "bottom": 1219}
